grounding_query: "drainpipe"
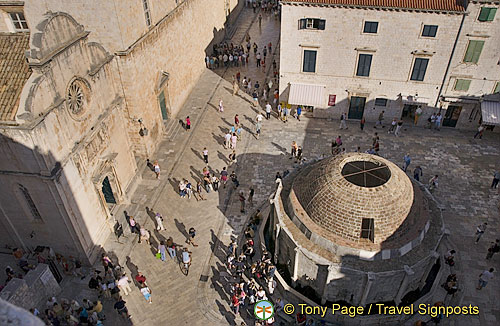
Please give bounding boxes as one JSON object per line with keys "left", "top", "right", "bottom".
{"left": 435, "top": 11, "right": 467, "bottom": 108}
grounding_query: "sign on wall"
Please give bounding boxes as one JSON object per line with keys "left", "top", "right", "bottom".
{"left": 328, "top": 95, "right": 336, "bottom": 106}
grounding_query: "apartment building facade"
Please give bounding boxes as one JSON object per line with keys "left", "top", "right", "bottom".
{"left": 279, "top": 0, "right": 500, "bottom": 130}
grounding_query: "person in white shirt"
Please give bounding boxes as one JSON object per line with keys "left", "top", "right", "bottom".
{"left": 117, "top": 274, "right": 132, "bottom": 295}
{"left": 224, "top": 132, "right": 231, "bottom": 149}
{"left": 265, "top": 102, "right": 272, "bottom": 119}
{"left": 477, "top": 268, "right": 494, "bottom": 290}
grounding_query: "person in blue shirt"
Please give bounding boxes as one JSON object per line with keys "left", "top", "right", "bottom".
{"left": 403, "top": 154, "right": 411, "bottom": 172}
{"left": 296, "top": 106, "right": 302, "bottom": 121}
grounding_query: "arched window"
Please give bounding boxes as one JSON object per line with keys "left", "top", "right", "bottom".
{"left": 18, "top": 184, "right": 42, "bottom": 220}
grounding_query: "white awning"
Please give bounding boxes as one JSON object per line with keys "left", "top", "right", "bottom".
{"left": 288, "top": 83, "right": 325, "bottom": 107}
{"left": 481, "top": 101, "right": 500, "bottom": 125}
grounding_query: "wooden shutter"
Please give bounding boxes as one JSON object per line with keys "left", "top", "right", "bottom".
{"left": 478, "top": 8, "right": 490, "bottom": 21}
{"left": 318, "top": 19, "right": 326, "bottom": 30}
{"left": 488, "top": 8, "right": 497, "bottom": 21}
{"left": 298, "top": 18, "right": 306, "bottom": 30}
{"left": 454, "top": 79, "right": 471, "bottom": 91}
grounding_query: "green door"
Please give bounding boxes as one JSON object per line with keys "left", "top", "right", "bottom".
{"left": 158, "top": 91, "right": 168, "bottom": 120}
{"left": 102, "top": 177, "right": 116, "bottom": 204}
{"left": 348, "top": 96, "right": 366, "bottom": 120}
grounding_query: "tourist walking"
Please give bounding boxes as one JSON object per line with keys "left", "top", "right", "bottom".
{"left": 291, "top": 141, "right": 298, "bottom": 158}
{"left": 231, "top": 171, "right": 240, "bottom": 189}
{"left": 229, "top": 150, "right": 237, "bottom": 165}
{"left": 221, "top": 167, "right": 229, "bottom": 188}
{"left": 186, "top": 227, "right": 198, "bottom": 247}
{"left": 231, "top": 133, "right": 237, "bottom": 150}
{"left": 155, "top": 213, "right": 165, "bottom": 231}
{"left": 140, "top": 285, "right": 152, "bottom": 304}
{"left": 139, "top": 226, "right": 150, "bottom": 244}
{"left": 166, "top": 237, "right": 176, "bottom": 259}
{"left": 428, "top": 113, "right": 436, "bottom": 129}
{"left": 394, "top": 119, "right": 403, "bottom": 137}
{"left": 360, "top": 116, "right": 365, "bottom": 130}
{"left": 239, "top": 191, "right": 246, "bottom": 213}
{"left": 477, "top": 268, "right": 494, "bottom": 290}
{"left": 428, "top": 175, "right": 438, "bottom": 192}
{"left": 403, "top": 154, "right": 411, "bottom": 172}
{"left": 435, "top": 113, "right": 442, "bottom": 130}
{"left": 486, "top": 239, "right": 499, "bottom": 260}
{"left": 153, "top": 161, "right": 160, "bottom": 179}
{"left": 265, "top": 102, "right": 272, "bottom": 119}
{"left": 388, "top": 118, "right": 397, "bottom": 134}
{"left": 117, "top": 274, "right": 132, "bottom": 296}
{"left": 194, "top": 181, "right": 206, "bottom": 201}
{"left": 219, "top": 100, "right": 224, "bottom": 112}
{"left": 413, "top": 166, "right": 423, "bottom": 182}
{"left": 339, "top": 112, "right": 347, "bottom": 129}
{"left": 128, "top": 216, "right": 139, "bottom": 235}
{"left": 375, "top": 110, "right": 384, "bottom": 128}
{"left": 475, "top": 223, "right": 488, "bottom": 244}
{"left": 491, "top": 171, "right": 500, "bottom": 189}
{"left": 248, "top": 187, "right": 254, "bottom": 206}
{"left": 158, "top": 241, "right": 167, "bottom": 261}
{"left": 474, "top": 125, "right": 485, "bottom": 139}
{"left": 186, "top": 116, "right": 191, "bottom": 131}
{"left": 297, "top": 105, "right": 302, "bottom": 121}
{"left": 232, "top": 81, "right": 239, "bottom": 96}
{"left": 414, "top": 106, "right": 423, "bottom": 125}
{"left": 202, "top": 147, "right": 209, "bottom": 164}
{"left": 224, "top": 131, "right": 231, "bottom": 149}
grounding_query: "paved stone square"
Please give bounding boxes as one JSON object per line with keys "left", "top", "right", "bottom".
{"left": 52, "top": 6, "right": 500, "bottom": 326}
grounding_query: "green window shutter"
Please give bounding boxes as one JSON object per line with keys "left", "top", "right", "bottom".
{"left": 464, "top": 40, "right": 484, "bottom": 63}
{"left": 488, "top": 8, "right": 497, "bottom": 21}
{"left": 478, "top": 8, "right": 490, "bottom": 21}
{"left": 495, "top": 82, "right": 500, "bottom": 93}
{"left": 454, "top": 79, "right": 471, "bottom": 91}
{"left": 478, "top": 8, "right": 497, "bottom": 21}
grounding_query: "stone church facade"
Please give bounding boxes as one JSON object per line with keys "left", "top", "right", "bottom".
{"left": 0, "top": 0, "right": 242, "bottom": 263}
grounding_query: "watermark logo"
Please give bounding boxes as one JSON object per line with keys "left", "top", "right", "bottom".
{"left": 254, "top": 300, "right": 275, "bottom": 321}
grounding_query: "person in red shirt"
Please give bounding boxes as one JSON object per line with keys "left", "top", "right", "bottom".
{"left": 231, "top": 293, "right": 240, "bottom": 314}
{"left": 135, "top": 271, "right": 148, "bottom": 287}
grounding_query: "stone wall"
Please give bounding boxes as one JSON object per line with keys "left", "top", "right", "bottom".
{"left": 0, "top": 298, "right": 44, "bottom": 326}
{"left": 116, "top": 0, "right": 233, "bottom": 156}
{"left": 0, "top": 264, "right": 60, "bottom": 311}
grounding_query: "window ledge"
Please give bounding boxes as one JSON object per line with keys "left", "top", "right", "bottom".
{"left": 355, "top": 47, "right": 376, "bottom": 52}
{"left": 299, "top": 44, "right": 320, "bottom": 48}
{"left": 466, "top": 33, "right": 490, "bottom": 38}
{"left": 411, "top": 50, "right": 435, "bottom": 56}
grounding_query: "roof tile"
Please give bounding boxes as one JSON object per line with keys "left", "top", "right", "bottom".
{"left": 282, "top": 0, "right": 466, "bottom": 12}
{"left": 0, "top": 33, "right": 31, "bottom": 122}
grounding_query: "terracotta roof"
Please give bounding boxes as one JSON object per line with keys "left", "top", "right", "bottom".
{"left": 282, "top": 0, "right": 466, "bottom": 12}
{"left": 0, "top": 33, "right": 31, "bottom": 121}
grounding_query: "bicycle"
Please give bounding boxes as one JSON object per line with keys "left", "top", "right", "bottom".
{"left": 178, "top": 248, "right": 191, "bottom": 276}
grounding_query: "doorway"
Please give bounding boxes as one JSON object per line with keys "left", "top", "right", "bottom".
{"left": 401, "top": 104, "right": 418, "bottom": 122}
{"left": 158, "top": 91, "right": 168, "bottom": 120}
{"left": 442, "top": 105, "right": 462, "bottom": 127}
{"left": 101, "top": 176, "right": 116, "bottom": 204}
{"left": 348, "top": 96, "right": 366, "bottom": 120}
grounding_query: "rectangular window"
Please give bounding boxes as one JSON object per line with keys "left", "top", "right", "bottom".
{"left": 363, "top": 21, "right": 378, "bottom": 34}
{"left": 375, "top": 98, "right": 388, "bottom": 106}
{"left": 360, "top": 218, "right": 374, "bottom": 242}
{"left": 303, "top": 50, "right": 317, "bottom": 73}
{"left": 298, "top": 18, "right": 326, "bottom": 30}
{"left": 454, "top": 79, "right": 471, "bottom": 92}
{"left": 9, "top": 12, "right": 28, "bottom": 31}
{"left": 410, "top": 58, "right": 429, "bottom": 81}
{"left": 422, "top": 25, "right": 438, "bottom": 37}
{"left": 356, "top": 54, "right": 372, "bottom": 77}
{"left": 478, "top": 7, "right": 497, "bottom": 22}
{"left": 494, "top": 82, "right": 500, "bottom": 93}
{"left": 142, "top": 0, "right": 152, "bottom": 27}
{"left": 464, "top": 40, "right": 485, "bottom": 63}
